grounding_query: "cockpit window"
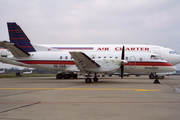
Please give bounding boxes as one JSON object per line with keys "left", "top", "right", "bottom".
{"left": 169, "top": 51, "right": 178, "bottom": 54}
{"left": 150, "top": 55, "right": 162, "bottom": 60}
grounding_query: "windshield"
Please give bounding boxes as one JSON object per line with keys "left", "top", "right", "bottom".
{"left": 169, "top": 51, "right": 178, "bottom": 55}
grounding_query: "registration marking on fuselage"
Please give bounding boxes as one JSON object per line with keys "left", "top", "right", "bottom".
{"left": 0, "top": 88, "right": 160, "bottom": 91}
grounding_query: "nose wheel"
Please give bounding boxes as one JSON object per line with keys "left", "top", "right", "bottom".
{"left": 149, "top": 74, "right": 155, "bottom": 79}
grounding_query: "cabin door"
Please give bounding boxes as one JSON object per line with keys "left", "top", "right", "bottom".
{"left": 153, "top": 47, "right": 161, "bottom": 56}
{"left": 129, "top": 56, "right": 136, "bottom": 69}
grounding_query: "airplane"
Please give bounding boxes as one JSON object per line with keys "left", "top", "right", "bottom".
{"left": 22, "top": 70, "right": 32, "bottom": 75}
{"left": 0, "top": 70, "right": 5, "bottom": 74}
{"left": 15, "top": 70, "right": 33, "bottom": 76}
{"left": 0, "top": 22, "right": 179, "bottom": 83}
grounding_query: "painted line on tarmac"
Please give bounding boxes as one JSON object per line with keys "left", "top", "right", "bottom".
{"left": 0, "top": 88, "right": 159, "bottom": 91}
{"left": 0, "top": 102, "right": 180, "bottom": 104}
{"left": 0, "top": 101, "right": 41, "bottom": 114}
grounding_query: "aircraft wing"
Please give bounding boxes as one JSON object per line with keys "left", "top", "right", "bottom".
{"left": 0, "top": 41, "right": 29, "bottom": 57}
{"left": 69, "top": 52, "right": 100, "bottom": 70}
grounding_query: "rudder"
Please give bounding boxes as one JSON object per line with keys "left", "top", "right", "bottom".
{"left": 7, "top": 22, "right": 36, "bottom": 52}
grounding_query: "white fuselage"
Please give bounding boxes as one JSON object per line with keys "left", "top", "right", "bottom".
{"left": 37, "top": 44, "right": 180, "bottom": 66}
{"left": 0, "top": 44, "right": 179, "bottom": 75}
{"left": 5, "top": 51, "right": 176, "bottom": 75}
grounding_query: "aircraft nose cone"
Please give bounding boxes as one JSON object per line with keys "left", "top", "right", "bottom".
{"left": 171, "top": 66, "right": 177, "bottom": 72}
{"left": 178, "top": 55, "right": 180, "bottom": 64}
{"left": 174, "top": 55, "right": 180, "bottom": 65}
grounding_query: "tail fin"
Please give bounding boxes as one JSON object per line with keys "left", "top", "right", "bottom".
{"left": 7, "top": 22, "right": 36, "bottom": 52}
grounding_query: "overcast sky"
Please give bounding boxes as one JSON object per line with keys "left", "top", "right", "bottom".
{"left": 0, "top": 0, "right": 180, "bottom": 69}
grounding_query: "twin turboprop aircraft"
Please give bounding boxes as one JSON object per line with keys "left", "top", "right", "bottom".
{"left": 0, "top": 22, "right": 179, "bottom": 83}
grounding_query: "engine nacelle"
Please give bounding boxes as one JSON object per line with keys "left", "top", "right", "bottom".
{"left": 85, "top": 59, "right": 122, "bottom": 73}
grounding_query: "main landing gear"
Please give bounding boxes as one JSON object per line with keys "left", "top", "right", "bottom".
{"left": 85, "top": 73, "right": 98, "bottom": 83}
{"left": 85, "top": 78, "right": 92, "bottom": 83}
{"left": 85, "top": 77, "right": 98, "bottom": 83}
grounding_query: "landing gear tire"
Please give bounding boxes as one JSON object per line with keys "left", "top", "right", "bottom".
{"left": 153, "top": 79, "right": 160, "bottom": 84}
{"left": 85, "top": 78, "right": 92, "bottom": 83}
{"left": 93, "top": 77, "right": 98, "bottom": 82}
{"left": 149, "top": 74, "right": 155, "bottom": 79}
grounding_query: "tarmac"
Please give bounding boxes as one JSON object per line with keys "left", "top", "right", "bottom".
{"left": 0, "top": 75, "right": 180, "bottom": 120}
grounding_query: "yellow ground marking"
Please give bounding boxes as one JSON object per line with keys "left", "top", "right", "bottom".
{"left": 0, "top": 88, "right": 159, "bottom": 91}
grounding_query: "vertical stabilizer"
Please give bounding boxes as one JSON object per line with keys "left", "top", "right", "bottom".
{"left": 7, "top": 22, "right": 36, "bottom": 52}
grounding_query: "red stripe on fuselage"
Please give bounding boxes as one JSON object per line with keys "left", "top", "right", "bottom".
{"left": 17, "top": 60, "right": 173, "bottom": 66}
{"left": 125, "top": 62, "right": 173, "bottom": 66}
{"left": 18, "top": 61, "right": 75, "bottom": 65}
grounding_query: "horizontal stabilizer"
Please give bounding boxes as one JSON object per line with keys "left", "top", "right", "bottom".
{"left": 0, "top": 41, "right": 30, "bottom": 57}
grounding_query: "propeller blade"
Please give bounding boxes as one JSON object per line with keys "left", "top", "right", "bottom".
{"left": 121, "top": 46, "right": 125, "bottom": 60}
{"left": 121, "top": 46, "right": 125, "bottom": 79}
{"left": 121, "top": 65, "right": 124, "bottom": 79}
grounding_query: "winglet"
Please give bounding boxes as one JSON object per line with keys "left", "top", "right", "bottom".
{"left": 7, "top": 22, "right": 36, "bottom": 53}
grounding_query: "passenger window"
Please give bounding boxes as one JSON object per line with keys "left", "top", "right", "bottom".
{"left": 98, "top": 56, "right": 101, "bottom": 59}
{"left": 60, "top": 56, "right": 63, "bottom": 59}
{"left": 140, "top": 58, "right": 142, "bottom": 61}
{"left": 65, "top": 56, "right": 68, "bottom": 59}
{"left": 126, "top": 57, "right": 128, "bottom": 60}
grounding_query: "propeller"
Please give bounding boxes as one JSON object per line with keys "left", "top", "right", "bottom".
{"left": 120, "top": 46, "right": 125, "bottom": 79}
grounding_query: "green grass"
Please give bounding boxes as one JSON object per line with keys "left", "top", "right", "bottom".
{"left": 0, "top": 74, "right": 56, "bottom": 78}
